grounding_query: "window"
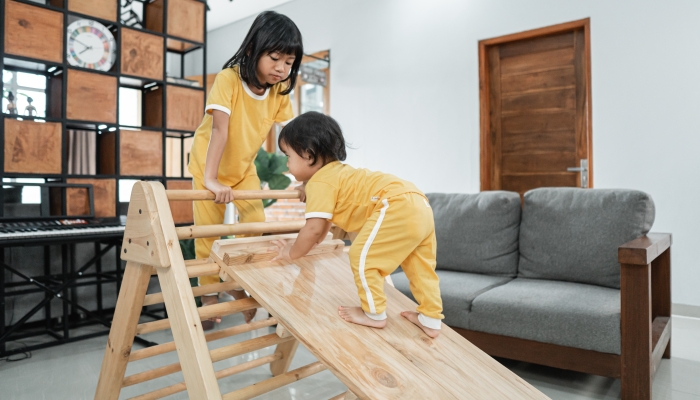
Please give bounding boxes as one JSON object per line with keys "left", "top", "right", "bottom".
{"left": 2, "top": 69, "right": 47, "bottom": 118}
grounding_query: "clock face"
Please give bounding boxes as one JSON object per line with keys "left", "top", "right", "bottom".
{"left": 66, "top": 19, "right": 117, "bottom": 71}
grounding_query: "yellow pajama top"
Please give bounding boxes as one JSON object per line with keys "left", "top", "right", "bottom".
{"left": 187, "top": 65, "right": 294, "bottom": 186}
{"left": 304, "top": 161, "right": 425, "bottom": 233}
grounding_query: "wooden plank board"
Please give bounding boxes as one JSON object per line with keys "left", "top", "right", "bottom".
{"left": 500, "top": 47, "right": 574, "bottom": 76}
{"left": 502, "top": 130, "right": 576, "bottom": 154}
{"left": 502, "top": 152, "right": 576, "bottom": 175}
{"left": 119, "top": 130, "right": 163, "bottom": 176}
{"left": 501, "top": 87, "right": 576, "bottom": 114}
{"left": 219, "top": 237, "right": 548, "bottom": 400}
{"left": 66, "top": 178, "right": 116, "bottom": 217}
{"left": 501, "top": 67, "right": 575, "bottom": 94}
{"left": 499, "top": 32, "right": 574, "bottom": 58}
{"left": 502, "top": 111, "right": 575, "bottom": 134}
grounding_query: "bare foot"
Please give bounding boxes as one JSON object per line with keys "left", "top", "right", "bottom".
{"left": 201, "top": 295, "right": 222, "bottom": 324}
{"left": 227, "top": 289, "right": 257, "bottom": 323}
{"left": 337, "top": 306, "right": 387, "bottom": 329}
{"left": 400, "top": 311, "right": 440, "bottom": 338}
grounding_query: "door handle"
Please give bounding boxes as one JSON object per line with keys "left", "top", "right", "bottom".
{"left": 566, "top": 159, "right": 588, "bottom": 188}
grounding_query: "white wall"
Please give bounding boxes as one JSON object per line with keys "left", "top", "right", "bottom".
{"left": 207, "top": 0, "right": 700, "bottom": 307}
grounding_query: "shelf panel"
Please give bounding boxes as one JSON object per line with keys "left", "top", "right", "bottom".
{"left": 166, "top": 85, "right": 203, "bottom": 132}
{"left": 119, "top": 129, "right": 163, "bottom": 176}
{"left": 4, "top": 0, "right": 64, "bottom": 63}
{"left": 66, "top": 178, "right": 117, "bottom": 217}
{"left": 68, "top": 0, "right": 117, "bottom": 22}
{"left": 66, "top": 69, "right": 118, "bottom": 124}
{"left": 121, "top": 28, "right": 164, "bottom": 81}
{"left": 3, "top": 119, "right": 62, "bottom": 174}
{"left": 167, "top": 179, "right": 194, "bottom": 224}
{"left": 167, "top": 0, "right": 205, "bottom": 43}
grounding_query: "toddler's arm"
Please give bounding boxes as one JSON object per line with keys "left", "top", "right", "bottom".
{"left": 271, "top": 218, "right": 328, "bottom": 261}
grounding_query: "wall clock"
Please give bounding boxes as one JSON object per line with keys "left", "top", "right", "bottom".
{"left": 66, "top": 19, "right": 117, "bottom": 71}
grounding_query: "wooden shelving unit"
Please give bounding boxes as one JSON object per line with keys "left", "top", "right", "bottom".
{"left": 1, "top": 0, "right": 206, "bottom": 224}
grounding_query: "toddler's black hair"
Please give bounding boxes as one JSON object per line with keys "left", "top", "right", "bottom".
{"left": 222, "top": 11, "right": 303, "bottom": 95}
{"left": 279, "top": 112, "right": 347, "bottom": 166}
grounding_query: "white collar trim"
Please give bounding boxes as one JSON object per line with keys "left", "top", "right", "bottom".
{"left": 239, "top": 68, "right": 269, "bottom": 100}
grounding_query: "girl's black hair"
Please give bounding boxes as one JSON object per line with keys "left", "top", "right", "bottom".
{"left": 222, "top": 11, "right": 303, "bottom": 95}
{"left": 279, "top": 112, "right": 347, "bottom": 166}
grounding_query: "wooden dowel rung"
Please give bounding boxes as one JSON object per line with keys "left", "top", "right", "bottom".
{"left": 166, "top": 189, "right": 300, "bottom": 201}
{"left": 176, "top": 220, "right": 306, "bottom": 240}
{"left": 222, "top": 361, "right": 327, "bottom": 400}
{"left": 150, "top": 262, "right": 221, "bottom": 278}
{"left": 142, "top": 280, "right": 242, "bottom": 306}
{"left": 209, "top": 333, "right": 294, "bottom": 363}
{"left": 123, "top": 334, "right": 291, "bottom": 388}
{"left": 184, "top": 258, "right": 210, "bottom": 266}
{"left": 128, "top": 354, "right": 282, "bottom": 400}
{"left": 135, "top": 297, "right": 260, "bottom": 335}
{"left": 129, "top": 318, "right": 278, "bottom": 362}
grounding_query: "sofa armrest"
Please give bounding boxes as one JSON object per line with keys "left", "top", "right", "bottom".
{"left": 618, "top": 233, "right": 672, "bottom": 265}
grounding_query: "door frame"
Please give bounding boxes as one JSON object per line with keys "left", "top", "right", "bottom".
{"left": 478, "top": 18, "right": 592, "bottom": 191}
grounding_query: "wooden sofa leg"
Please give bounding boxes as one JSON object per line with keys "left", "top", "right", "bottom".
{"left": 651, "top": 248, "right": 672, "bottom": 359}
{"left": 621, "top": 262, "right": 652, "bottom": 400}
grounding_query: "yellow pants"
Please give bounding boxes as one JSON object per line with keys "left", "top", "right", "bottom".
{"left": 193, "top": 173, "right": 265, "bottom": 286}
{"left": 348, "top": 193, "right": 444, "bottom": 329}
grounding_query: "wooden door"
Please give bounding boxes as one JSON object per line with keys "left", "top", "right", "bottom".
{"left": 479, "top": 19, "right": 592, "bottom": 194}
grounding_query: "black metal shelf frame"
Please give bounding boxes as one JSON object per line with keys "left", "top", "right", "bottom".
{"left": 0, "top": 0, "right": 207, "bottom": 356}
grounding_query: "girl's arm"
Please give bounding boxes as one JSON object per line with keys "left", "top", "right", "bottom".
{"left": 272, "top": 218, "right": 329, "bottom": 261}
{"left": 203, "top": 110, "right": 234, "bottom": 204}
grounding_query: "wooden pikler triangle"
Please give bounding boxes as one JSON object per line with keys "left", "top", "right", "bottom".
{"left": 95, "top": 181, "right": 548, "bottom": 399}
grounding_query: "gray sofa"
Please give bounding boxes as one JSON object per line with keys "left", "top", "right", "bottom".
{"left": 392, "top": 188, "right": 671, "bottom": 400}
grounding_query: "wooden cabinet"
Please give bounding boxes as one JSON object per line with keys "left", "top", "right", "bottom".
{"left": 66, "top": 69, "right": 118, "bottom": 123}
{"left": 166, "top": 85, "right": 204, "bottom": 131}
{"left": 4, "top": 0, "right": 63, "bottom": 63}
{"left": 4, "top": 119, "right": 62, "bottom": 174}
{"left": 66, "top": 178, "right": 117, "bottom": 217}
{"left": 167, "top": 0, "right": 205, "bottom": 43}
{"left": 119, "top": 130, "right": 163, "bottom": 176}
{"left": 121, "top": 28, "right": 164, "bottom": 80}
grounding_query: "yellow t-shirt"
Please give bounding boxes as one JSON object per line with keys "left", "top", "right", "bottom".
{"left": 188, "top": 66, "right": 294, "bottom": 186}
{"left": 305, "top": 161, "right": 424, "bottom": 232}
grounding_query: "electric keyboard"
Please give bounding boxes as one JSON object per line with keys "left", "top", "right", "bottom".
{"left": 0, "top": 218, "right": 125, "bottom": 245}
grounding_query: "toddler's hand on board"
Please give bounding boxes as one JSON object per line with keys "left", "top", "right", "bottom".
{"left": 204, "top": 179, "right": 234, "bottom": 204}
{"left": 269, "top": 239, "right": 293, "bottom": 262}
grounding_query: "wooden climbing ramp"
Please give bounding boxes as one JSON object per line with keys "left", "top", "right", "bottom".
{"left": 95, "top": 181, "right": 548, "bottom": 399}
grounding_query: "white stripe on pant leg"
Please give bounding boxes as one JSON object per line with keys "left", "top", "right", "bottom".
{"left": 358, "top": 199, "right": 390, "bottom": 315}
{"left": 418, "top": 313, "right": 442, "bottom": 330}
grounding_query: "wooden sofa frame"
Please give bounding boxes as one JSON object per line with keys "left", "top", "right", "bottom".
{"left": 453, "top": 233, "right": 672, "bottom": 400}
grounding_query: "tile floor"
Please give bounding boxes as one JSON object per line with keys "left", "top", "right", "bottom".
{"left": 1, "top": 312, "right": 698, "bottom": 399}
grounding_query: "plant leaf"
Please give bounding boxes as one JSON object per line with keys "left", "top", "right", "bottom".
{"left": 267, "top": 173, "right": 291, "bottom": 191}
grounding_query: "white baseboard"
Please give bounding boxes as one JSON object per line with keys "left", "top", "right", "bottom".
{"left": 672, "top": 303, "right": 700, "bottom": 319}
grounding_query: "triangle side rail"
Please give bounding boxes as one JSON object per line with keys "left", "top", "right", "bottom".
{"left": 166, "top": 189, "right": 301, "bottom": 201}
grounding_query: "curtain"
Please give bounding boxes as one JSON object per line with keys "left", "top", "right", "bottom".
{"left": 67, "top": 129, "right": 96, "bottom": 175}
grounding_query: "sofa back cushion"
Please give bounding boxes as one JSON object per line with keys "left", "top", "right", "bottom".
{"left": 426, "top": 192, "right": 521, "bottom": 277}
{"left": 518, "top": 188, "right": 655, "bottom": 288}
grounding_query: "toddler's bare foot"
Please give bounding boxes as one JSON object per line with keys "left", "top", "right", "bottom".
{"left": 227, "top": 289, "right": 257, "bottom": 323}
{"left": 201, "top": 294, "right": 222, "bottom": 324}
{"left": 400, "top": 311, "right": 440, "bottom": 338}
{"left": 338, "top": 306, "right": 387, "bottom": 329}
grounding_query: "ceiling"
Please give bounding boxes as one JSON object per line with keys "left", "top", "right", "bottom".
{"left": 206, "top": 0, "right": 296, "bottom": 31}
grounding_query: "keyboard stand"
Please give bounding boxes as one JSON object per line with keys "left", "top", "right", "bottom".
{"left": 0, "top": 233, "right": 159, "bottom": 357}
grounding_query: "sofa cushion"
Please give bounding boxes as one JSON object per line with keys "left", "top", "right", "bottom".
{"left": 426, "top": 192, "right": 521, "bottom": 277}
{"left": 518, "top": 188, "right": 654, "bottom": 288}
{"left": 392, "top": 269, "right": 512, "bottom": 330}
{"left": 469, "top": 278, "right": 621, "bottom": 354}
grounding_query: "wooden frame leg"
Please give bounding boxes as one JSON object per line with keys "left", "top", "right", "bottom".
{"left": 94, "top": 261, "right": 152, "bottom": 400}
{"left": 621, "top": 262, "right": 652, "bottom": 400}
{"left": 651, "top": 248, "right": 671, "bottom": 359}
{"left": 270, "top": 339, "right": 300, "bottom": 376}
